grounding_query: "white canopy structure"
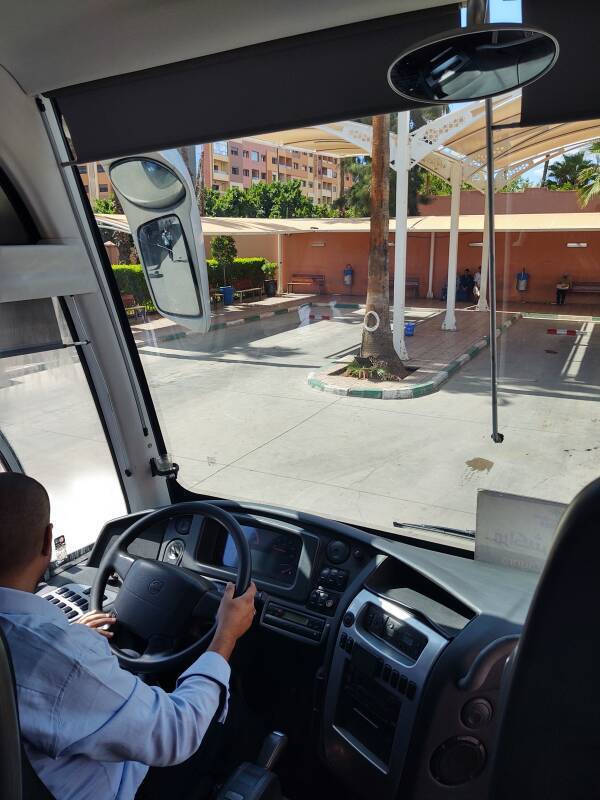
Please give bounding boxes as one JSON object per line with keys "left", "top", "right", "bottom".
{"left": 251, "top": 94, "right": 600, "bottom": 359}
{"left": 99, "top": 100, "right": 600, "bottom": 360}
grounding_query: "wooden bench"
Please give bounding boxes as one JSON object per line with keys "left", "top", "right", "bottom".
{"left": 121, "top": 293, "right": 147, "bottom": 322}
{"left": 287, "top": 273, "right": 326, "bottom": 295}
{"left": 571, "top": 282, "right": 600, "bottom": 294}
{"left": 389, "top": 276, "right": 420, "bottom": 299}
{"left": 234, "top": 286, "right": 263, "bottom": 302}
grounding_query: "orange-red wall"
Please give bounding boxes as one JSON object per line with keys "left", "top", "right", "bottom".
{"left": 419, "top": 188, "right": 600, "bottom": 216}
{"left": 281, "top": 230, "right": 600, "bottom": 304}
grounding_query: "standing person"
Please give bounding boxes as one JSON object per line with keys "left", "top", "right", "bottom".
{"left": 556, "top": 274, "right": 571, "bottom": 305}
{"left": 473, "top": 268, "right": 481, "bottom": 300}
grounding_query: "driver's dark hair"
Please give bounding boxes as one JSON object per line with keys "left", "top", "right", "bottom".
{"left": 0, "top": 473, "right": 50, "bottom": 577}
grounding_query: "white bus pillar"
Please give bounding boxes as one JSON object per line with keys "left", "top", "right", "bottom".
{"left": 442, "top": 163, "right": 461, "bottom": 331}
{"left": 392, "top": 110, "right": 410, "bottom": 361}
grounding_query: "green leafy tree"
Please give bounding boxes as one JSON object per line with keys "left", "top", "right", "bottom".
{"left": 545, "top": 152, "right": 593, "bottom": 190}
{"left": 577, "top": 142, "right": 600, "bottom": 207}
{"left": 202, "top": 180, "right": 333, "bottom": 219}
{"left": 211, "top": 235, "right": 237, "bottom": 285}
{"left": 500, "top": 176, "right": 533, "bottom": 193}
{"left": 92, "top": 194, "right": 119, "bottom": 214}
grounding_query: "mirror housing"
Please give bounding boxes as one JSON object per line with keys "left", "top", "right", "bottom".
{"left": 103, "top": 151, "right": 211, "bottom": 333}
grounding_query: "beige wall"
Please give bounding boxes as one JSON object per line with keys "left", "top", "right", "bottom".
{"left": 204, "top": 233, "right": 278, "bottom": 263}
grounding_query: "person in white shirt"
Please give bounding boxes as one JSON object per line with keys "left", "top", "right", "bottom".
{"left": 0, "top": 472, "right": 257, "bottom": 800}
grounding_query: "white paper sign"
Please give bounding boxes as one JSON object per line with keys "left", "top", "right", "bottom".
{"left": 475, "top": 490, "right": 567, "bottom": 573}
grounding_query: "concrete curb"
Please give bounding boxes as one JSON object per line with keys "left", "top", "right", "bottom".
{"left": 154, "top": 303, "right": 311, "bottom": 342}
{"left": 144, "top": 300, "right": 362, "bottom": 343}
{"left": 307, "top": 314, "right": 520, "bottom": 400}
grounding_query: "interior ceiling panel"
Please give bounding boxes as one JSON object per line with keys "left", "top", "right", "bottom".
{"left": 45, "top": 5, "right": 459, "bottom": 163}
{"left": 521, "top": 0, "right": 600, "bottom": 125}
{"left": 0, "top": 0, "right": 458, "bottom": 95}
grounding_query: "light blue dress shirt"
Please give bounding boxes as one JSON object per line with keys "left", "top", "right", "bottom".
{"left": 0, "top": 587, "right": 230, "bottom": 800}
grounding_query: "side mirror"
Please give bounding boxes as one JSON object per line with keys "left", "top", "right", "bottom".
{"left": 103, "top": 151, "right": 211, "bottom": 332}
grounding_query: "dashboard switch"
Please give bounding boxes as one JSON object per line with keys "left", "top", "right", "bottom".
{"left": 398, "top": 674, "right": 408, "bottom": 694}
{"left": 382, "top": 664, "right": 391, "bottom": 682}
{"left": 343, "top": 611, "right": 355, "bottom": 627}
{"left": 340, "top": 633, "right": 348, "bottom": 649}
{"left": 390, "top": 670, "right": 399, "bottom": 689}
{"left": 406, "top": 680, "right": 417, "bottom": 700}
{"left": 326, "top": 540, "right": 350, "bottom": 564}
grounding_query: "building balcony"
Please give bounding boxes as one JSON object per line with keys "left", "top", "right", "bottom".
{"left": 213, "top": 169, "right": 230, "bottom": 181}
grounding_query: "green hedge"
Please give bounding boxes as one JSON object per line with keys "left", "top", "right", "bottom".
{"left": 206, "top": 257, "right": 266, "bottom": 288}
{"left": 112, "top": 264, "right": 154, "bottom": 308}
{"left": 112, "top": 258, "right": 271, "bottom": 308}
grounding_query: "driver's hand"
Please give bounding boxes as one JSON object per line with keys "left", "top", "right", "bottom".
{"left": 75, "top": 610, "right": 116, "bottom": 639}
{"left": 208, "top": 582, "right": 256, "bottom": 661}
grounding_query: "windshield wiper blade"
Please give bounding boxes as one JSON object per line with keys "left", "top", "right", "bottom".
{"left": 393, "top": 521, "right": 475, "bottom": 540}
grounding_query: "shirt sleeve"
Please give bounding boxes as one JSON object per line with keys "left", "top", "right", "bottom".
{"left": 53, "top": 626, "right": 231, "bottom": 768}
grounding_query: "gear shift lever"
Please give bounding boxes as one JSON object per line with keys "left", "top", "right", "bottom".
{"left": 256, "top": 731, "right": 288, "bottom": 771}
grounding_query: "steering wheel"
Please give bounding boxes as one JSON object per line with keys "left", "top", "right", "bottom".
{"left": 90, "top": 502, "right": 252, "bottom": 673}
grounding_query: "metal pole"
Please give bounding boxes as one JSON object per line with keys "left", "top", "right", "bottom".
{"left": 393, "top": 111, "right": 410, "bottom": 361}
{"left": 442, "top": 162, "right": 461, "bottom": 331}
{"left": 485, "top": 97, "right": 504, "bottom": 443}
{"left": 427, "top": 232, "right": 435, "bottom": 299}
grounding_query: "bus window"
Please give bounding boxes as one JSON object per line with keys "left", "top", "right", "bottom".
{"left": 0, "top": 298, "right": 126, "bottom": 562}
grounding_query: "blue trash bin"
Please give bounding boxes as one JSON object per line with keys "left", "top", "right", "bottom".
{"left": 404, "top": 321, "right": 416, "bottom": 337}
{"left": 219, "top": 286, "right": 234, "bottom": 305}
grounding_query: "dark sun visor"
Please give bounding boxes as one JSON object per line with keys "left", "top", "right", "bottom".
{"left": 45, "top": 6, "right": 460, "bottom": 163}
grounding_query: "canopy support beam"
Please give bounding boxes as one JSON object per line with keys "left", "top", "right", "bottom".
{"left": 442, "top": 163, "right": 461, "bottom": 331}
{"left": 476, "top": 191, "right": 490, "bottom": 311}
{"left": 277, "top": 233, "right": 283, "bottom": 295}
{"left": 427, "top": 232, "right": 435, "bottom": 299}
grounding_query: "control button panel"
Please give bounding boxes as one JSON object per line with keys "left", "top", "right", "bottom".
{"left": 37, "top": 584, "right": 104, "bottom": 622}
{"left": 363, "top": 603, "right": 428, "bottom": 661}
{"left": 308, "top": 587, "right": 340, "bottom": 615}
{"left": 262, "top": 600, "right": 326, "bottom": 643}
{"left": 337, "top": 633, "right": 418, "bottom": 701}
{"left": 319, "top": 567, "right": 348, "bottom": 591}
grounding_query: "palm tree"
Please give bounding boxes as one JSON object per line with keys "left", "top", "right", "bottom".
{"left": 360, "top": 114, "right": 406, "bottom": 371}
{"left": 545, "top": 152, "right": 593, "bottom": 189}
{"left": 577, "top": 142, "right": 600, "bottom": 207}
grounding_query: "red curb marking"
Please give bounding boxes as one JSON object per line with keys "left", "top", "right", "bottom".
{"left": 547, "top": 328, "right": 577, "bottom": 335}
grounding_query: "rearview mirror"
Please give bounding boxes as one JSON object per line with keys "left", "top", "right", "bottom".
{"left": 388, "top": 24, "right": 558, "bottom": 103}
{"left": 104, "top": 152, "right": 210, "bottom": 333}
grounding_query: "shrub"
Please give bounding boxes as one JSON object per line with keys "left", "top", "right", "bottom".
{"left": 113, "top": 257, "right": 270, "bottom": 308}
{"left": 262, "top": 261, "right": 277, "bottom": 279}
{"left": 206, "top": 257, "right": 267, "bottom": 289}
{"left": 112, "top": 264, "right": 154, "bottom": 308}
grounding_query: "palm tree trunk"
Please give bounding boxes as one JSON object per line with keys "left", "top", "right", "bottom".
{"left": 541, "top": 157, "right": 549, "bottom": 186}
{"left": 361, "top": 114, "right": 397, "bottom": 362}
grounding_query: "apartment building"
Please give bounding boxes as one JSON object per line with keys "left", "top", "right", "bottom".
{"left": 78, "top": 162, "right": 113, "bottom": 201}
{"left": 203, "top": 139, "right": 347, "bottom": 205}
{"left": 81, "top": 140, "right": 352, "bottom": 205}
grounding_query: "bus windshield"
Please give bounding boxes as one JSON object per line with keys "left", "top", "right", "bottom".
{"left": 90, "top": 98, "right": 600, "bottom": 549}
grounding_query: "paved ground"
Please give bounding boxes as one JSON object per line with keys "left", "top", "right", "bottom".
{"left": 2, "top": 307, "right": 599, "bottom": 554}
{"left": 137, "top": 310, "right": 600, "bottom": 542}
